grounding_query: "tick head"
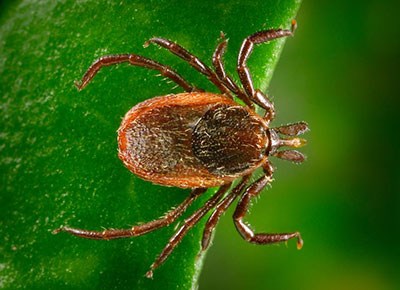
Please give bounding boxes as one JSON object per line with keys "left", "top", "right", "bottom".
{"left": 269, "top": 121, "right": 309, "bottom": 163}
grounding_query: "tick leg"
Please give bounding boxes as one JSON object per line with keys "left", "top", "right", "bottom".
{"left": 146, "top": 183, "right": 231, "bottom": 279}
{"left": 212, "top": 35, "right": 254, "bottom": 108}
{"left": 144, "top": 37, "right": 232, "bottom": 97}
{"left": 75, "top": 54, "right": 198, "bottom": 92}
{"left": 201, "top": 175, "right": 251, "bottom": 251}
{"left": 233, "top": 162, "right": 303, "bottom": 249}
{"left": 53, "top": 188, "right": 206, "bottom": 240}
{"left": 237, "top": 21, "right": 296, "bottom": 115}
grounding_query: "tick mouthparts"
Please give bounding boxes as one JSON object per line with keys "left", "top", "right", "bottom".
{"left": 279, "top": 137, "right": 307, "bottom": 148}
{"left": 269, "top": 129, "right": 307, "bottom": 154}
{"left": 274, "top": 121, "right": 309, "bottom": 136}
{"left": 273, "top": 149, "right": 306, "bottom": 163}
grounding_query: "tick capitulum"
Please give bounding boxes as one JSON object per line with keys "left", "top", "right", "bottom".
{"left": 54, "top": 20, "right": 309, "bottom": 278}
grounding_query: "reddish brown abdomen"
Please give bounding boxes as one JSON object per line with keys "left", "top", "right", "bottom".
{"left": 118, "top": 93, "right": 268, "bottom": 188}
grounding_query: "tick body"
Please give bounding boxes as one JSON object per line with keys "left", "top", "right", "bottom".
{"left": 118, "top": 92, "right": 268, "bottom": 188}
{"left": 55, "top": 20, "right": 309, "bottom": 278}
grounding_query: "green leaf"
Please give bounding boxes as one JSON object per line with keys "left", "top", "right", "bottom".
{"left": 0, "top": 0, "right": 301, "bottom": 289}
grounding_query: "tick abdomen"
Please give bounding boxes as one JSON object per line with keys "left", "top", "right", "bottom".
{"left": 118, "top": 93, "right": 268, "bottom": 188}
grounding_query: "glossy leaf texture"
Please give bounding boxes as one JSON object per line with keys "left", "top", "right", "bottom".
{"left": 0, "top": 1, "right": 301, "bottom": 289}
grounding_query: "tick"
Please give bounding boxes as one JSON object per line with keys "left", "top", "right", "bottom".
{"left": 55, "top": 20, "right": 309, "bottom": 278}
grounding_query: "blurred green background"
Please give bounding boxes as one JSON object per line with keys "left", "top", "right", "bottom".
{"left": 1, "top": 0, "right": 399, "bottom": 289}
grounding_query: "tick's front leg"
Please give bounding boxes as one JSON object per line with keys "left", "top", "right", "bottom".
{"left": 233, "top": 163, "right": 303, "bottom": 249}
{"left": 237, "top": 21, "right": 296, "bottom": 121}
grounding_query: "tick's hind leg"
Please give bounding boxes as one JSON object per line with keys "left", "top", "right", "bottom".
{"left": 233, "top": 163, "right": 303, "bottom": 249}
{"left": 53, "top": 188, "right": 206, "bottom": 240}
{"left": 144, "top": 37, "right": 232, "bottom": 96}
{"left": 146, "top": 183, "right": 231, "bottom": 279}
{"left": 75, "top": 54, "right": 198, "bottom": 92}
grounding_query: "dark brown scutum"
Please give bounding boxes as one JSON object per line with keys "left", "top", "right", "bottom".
{"left": 192, "top": 104, "right": 268, "bottom": 175}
